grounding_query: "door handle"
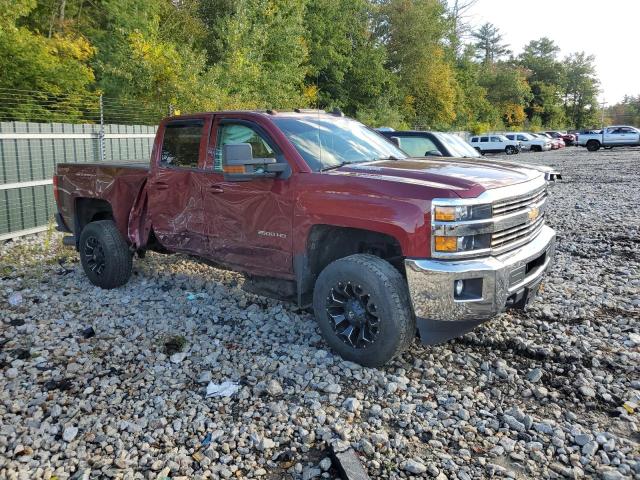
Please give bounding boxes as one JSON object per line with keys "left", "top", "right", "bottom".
{"left": 207, "top": 185, "right": 224, "bottom": 194}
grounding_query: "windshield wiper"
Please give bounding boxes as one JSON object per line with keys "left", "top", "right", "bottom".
{"left": 320, "top": 161, "right": 350, "bottom": 172}
{"left": 376, "top": 155, "right": 401, "bottom": 161}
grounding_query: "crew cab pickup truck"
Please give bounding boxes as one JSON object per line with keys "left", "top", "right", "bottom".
{"left": 577, "top": 125, "right": 640, "bottom": 151}
{"left": 54, "top": 111, "right": 556, "bottom": 367}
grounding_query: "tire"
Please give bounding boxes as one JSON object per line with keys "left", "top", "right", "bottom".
{"left": 474, "top": 147, "right": 484, "bottom": 156}
{"left": 505, "top": 145, "right": 517, "bottom": 155}
{"left": 79, "top": 220, "right": 133, "bottom": 289}
{"left": 532, "top": 145, "right": 542, "bottom": 152}
{"left": 586, "top": 140, "right": 600, "bottom": 152}
{"left": 312, "top": 254, "right": 415, "bottom": 367}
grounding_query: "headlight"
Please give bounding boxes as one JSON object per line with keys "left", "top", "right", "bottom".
{"left": 434, "top": 204, "right": 492, "bottom": 222}
{"left": 434, "top": 233, "right": 491, "bottom": 252}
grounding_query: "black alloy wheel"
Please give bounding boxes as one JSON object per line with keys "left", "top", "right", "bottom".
{"left": 326, "top": 281, "right": 380, "bottom": 349}
{"left": 83, "top": 236, "right": 106, "bottom": 276}
{"left": 313, "top": 254, "right": 415, "bottom": 367}
{"left": 79, "top": 220, "right": 133, "bottom": 289}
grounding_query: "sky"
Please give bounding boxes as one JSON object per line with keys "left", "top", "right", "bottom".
{"left": 459, "top": 0, "right": 639, "bottom": 105}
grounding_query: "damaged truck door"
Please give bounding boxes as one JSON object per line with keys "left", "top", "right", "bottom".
{"left": 200, "top": 117, "right": 294, "bottom": 275}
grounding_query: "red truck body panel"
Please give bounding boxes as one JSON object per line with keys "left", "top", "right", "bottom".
{"left": 55, "top": 111, "right": 539, "bottom": 280}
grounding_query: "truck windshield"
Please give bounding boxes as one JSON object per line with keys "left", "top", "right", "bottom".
{"left": 272, "top": 116, "right": 407, "bottom": 171}
{"left": 434, "top": 133, "right": 480, "bottom": 158}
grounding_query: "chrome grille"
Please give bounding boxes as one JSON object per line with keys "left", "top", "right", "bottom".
{"left": 493, "top": 186, "right": 547, "bottom": 216}
{"left": 492, "top": 214, "right": 545, "bottom": 249}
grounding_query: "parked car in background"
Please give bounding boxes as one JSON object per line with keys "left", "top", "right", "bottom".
{"left": 380, "top": 130, "right": 562, "bottom": 181}
{"left": 504, "top": 132, "right": 552, "bottom": 152}
{"left": 379, "top": 130, "right": 482, "bottom": 158}
{"left": 577, "top": 125, "right": 640, "bottom": 151}
{"left": 469, "top": 134, "right": 521, "bottom": 154}
{"left": 546, "top": 130, "right": 576, "bottom": 146}
{"left": 535, "top": 133, "right": 564, "bottom": 150}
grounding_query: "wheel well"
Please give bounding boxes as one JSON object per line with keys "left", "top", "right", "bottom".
{"left": 294, "top": 225, "right": 404, "bottom": 302}
{"left": 75, "top": 198, "right": 114, "bottom": 234}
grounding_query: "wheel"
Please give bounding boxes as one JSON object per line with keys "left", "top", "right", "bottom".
{"left": 312, "top": 254, "right": 415, "bottom": 367}
{"left": 586, "top": 140, "right": 600, "bottom": 152}
{"left": 79, "top": 220, "right": 133, "bottom": 289}
{"left": 532, "top": 145, "right": 542, "bottom": 152}
{"left": 505, "top": 145, "right": 517, "bottom": 155}
{"left": 474, "top": 147, "right": 484, "bottom": 156}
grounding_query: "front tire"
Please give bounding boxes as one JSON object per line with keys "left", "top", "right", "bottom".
{"left": 312, "top": 254, "right": 415, "bottom": 367}
{"left": 586, "top": 140, "right": 601, "bottom": 152}
{"left": 505, "top": 145, "right": 517, "bottom": 155}
{"left": 79, "top": 220, "right": 133, "bottom": 289}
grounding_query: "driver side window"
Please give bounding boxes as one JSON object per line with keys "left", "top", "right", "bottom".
{"left": 214, "top": 123, "right": 275, "bottom": 171}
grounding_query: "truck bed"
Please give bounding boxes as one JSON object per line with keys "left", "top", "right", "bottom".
{"left": 55, "top": 161, "right": 149, "bottom": 238}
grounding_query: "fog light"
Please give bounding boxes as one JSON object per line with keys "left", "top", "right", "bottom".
{"left": 454, "top": 280, "right": 464, "bottom": 297}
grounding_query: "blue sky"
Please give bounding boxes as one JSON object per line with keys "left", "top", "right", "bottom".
{"left": 457, "top": 0, "right": 638, "bottom": 104}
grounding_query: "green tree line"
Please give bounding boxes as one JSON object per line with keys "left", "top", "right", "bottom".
{"left": 0, "top": 0, "right": 605, "bottom": 131}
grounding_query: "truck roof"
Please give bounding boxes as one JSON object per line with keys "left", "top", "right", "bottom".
{"left": 167, "top": 109, "right": 345, "bottom": 121}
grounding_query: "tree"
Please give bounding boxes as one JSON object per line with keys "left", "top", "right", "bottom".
{"left": 472, "top": 22, "right": 510, "bottom": 65}
{"left": 382, "top": 0, "right": 458, "bottom": 128}
{"left": 447, "top": 0, "right": 479, "bottom": 57}
{"left": 0, "top": 0, "right": 96, "bottom": 121}
{"left": 562, "top": 52, "right": 599, "bottom": 128}
{"left": 518, "top": 37, "right": 566, "bottom": 126}
{"left": 208, "top": 0, "right": 308, "bottom": 110}
{"left": 304, "top": 0, "right": 397, "bottom": 120}
{"left": 478, "top": 62, "right": 532, "bottom": 128}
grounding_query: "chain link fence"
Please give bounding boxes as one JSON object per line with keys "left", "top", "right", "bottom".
{"left": 0, "top": 89, "right": 168, "bottom": 240}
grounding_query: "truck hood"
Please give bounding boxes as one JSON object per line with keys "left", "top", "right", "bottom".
{"left": 332, "top": 158, "right": 540, "bottom": 197}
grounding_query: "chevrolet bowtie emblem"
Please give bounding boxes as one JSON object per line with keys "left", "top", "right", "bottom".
{"left": 528, "top": 206, "right": 539, "bottom": 221}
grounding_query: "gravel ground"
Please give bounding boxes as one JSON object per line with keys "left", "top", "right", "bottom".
{"left": 1, "top": 146, "right": 639, "bottom": 480}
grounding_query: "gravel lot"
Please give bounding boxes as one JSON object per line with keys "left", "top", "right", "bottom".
{"left": 1, "top": 146, "right": 639, "bottom": 480}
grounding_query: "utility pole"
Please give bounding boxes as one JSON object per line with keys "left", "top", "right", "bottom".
{"left": 600, "top": 100, "right": 607, "bottom": 129}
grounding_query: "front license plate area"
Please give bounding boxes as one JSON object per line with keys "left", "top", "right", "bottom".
{"left": 506, "top": 278, "right": 542, "bottom": 310}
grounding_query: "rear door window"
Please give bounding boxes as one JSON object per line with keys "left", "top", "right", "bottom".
{"left": 480, "top": 137, "right": 488, "bottom": 142}
{"left": 160, "top": 120, "right": 204, "bottom": 168}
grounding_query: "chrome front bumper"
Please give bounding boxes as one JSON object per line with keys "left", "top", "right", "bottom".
{"left": 405, "top": 225, "right": 555, "bottom": 329}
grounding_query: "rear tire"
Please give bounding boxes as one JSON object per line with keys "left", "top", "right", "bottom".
{"left": 586, "top": 140, "right": 601, "bottom": 152}
{"left": 532, "top": 145, "right": 542, "bottom": 152}
{"left": 312, "top": 254, "right": 415, "bottom": 367}
{"left": 79, "top": 220, "right": 133, "bottom": 289}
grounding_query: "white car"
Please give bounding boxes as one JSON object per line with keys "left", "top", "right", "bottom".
{"left": 469, "top": 134, "right": 521, "bottom": 155}
{"left": 504, "top": 132, "right": 552, "bottom": 152}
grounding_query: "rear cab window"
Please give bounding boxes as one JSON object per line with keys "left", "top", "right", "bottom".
{"left": 160, "top": 120, "right": 205, "bottom": 168}
{"left": 396, "top": 136, "right": 441, "bottom": 157}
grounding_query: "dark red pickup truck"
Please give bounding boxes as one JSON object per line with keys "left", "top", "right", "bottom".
{"left": 54, "top": 110, "right": 556, "bottom": 366}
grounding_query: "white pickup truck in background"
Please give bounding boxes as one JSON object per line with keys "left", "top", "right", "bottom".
{"left": 578, "top": 125, "right": 640, "bottom": 151}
